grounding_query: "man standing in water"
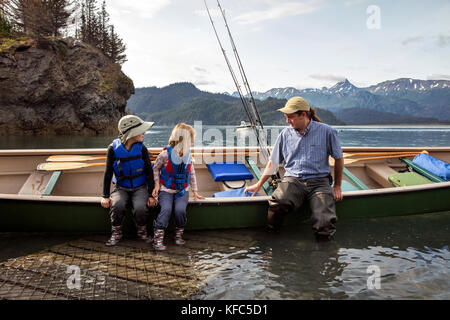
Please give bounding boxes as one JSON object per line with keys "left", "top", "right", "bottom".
{"left": 244, "top": 97, "right": 344, "bottom": 240}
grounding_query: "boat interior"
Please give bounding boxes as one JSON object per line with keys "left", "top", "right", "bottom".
{"left": 0, "top": 147, "right": 449, "bottom": 200}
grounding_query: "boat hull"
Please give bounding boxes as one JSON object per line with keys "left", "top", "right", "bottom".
{"left": 1, "top": 147, "right": 449, "bottom": 232}
{"left": 1, "top": 181, "right": 449, "bottom": 232}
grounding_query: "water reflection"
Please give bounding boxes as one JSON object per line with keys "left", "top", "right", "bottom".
{"left": 190, "top": 211, "right": 450, "bottom": 300}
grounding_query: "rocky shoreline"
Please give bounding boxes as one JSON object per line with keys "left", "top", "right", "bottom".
{"left": 0, "top": 37, "right": 134, "bottom": 135}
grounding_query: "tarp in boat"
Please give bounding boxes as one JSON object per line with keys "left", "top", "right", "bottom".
{"left": 412, "top": 153, "right": 450, "bottom": 181}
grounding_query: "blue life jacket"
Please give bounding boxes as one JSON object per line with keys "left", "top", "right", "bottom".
{"left": 160, "top": 146, "right": 192, "bottom": 199}
{"left": 112, "top": 138, "right": 147, "bottom": 189}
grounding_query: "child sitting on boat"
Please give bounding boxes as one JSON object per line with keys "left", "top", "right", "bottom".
{"left": 152, "top": 123, "right": 204, "bottom": 250}
{"left": 101, "top": 115, "right": 158, "bottom": 246}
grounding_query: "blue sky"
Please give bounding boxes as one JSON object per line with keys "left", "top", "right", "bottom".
{"left": 106, "top": 0, "right": 450, "bottom": 93}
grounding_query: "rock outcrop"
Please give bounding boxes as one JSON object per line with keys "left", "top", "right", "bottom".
{"left": 0, "top": 37, "right": 134, "bottom": 135}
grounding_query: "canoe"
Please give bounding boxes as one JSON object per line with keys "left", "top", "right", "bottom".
{"left": 0, "top": 146, "right": 449, "bottom": 232}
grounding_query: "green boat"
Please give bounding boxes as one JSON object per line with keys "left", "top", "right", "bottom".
{"left": 0, "top": 146, "right": 449, "bottom": 232}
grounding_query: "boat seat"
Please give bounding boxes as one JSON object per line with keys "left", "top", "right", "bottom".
{"left": 388, "top": 172, "right": 433, "bottom": 187}
{"left": 18, "top": 170, "right": 62, "bottom": 196}
{"left": 206, "top": 162, "right": 254, "bottom": 192}
{"left": 365, "top": 164, "right": 398, "bottom": 188}
{"left": 343, "top": 168, "right": 369, "bottom": 190}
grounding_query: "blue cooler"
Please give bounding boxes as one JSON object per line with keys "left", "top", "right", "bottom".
{"left": 206, "top": 162, "right": 256, "bottom": 197}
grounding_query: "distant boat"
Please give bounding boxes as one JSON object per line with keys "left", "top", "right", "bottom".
{"left": 235, "top": 121, "right": 255, "bottom": 131}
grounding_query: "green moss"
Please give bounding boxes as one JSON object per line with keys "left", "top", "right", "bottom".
{"left": 98, "top": 64, "right": 133, "bottom": 95}
{"left": 0, "top": 37, "right": 34, "bottom": 54}
{"left": 54, "top": 39, "right": 67, "bottom": 57}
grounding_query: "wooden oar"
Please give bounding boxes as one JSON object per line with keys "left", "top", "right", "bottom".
{"left": 342, "top": 150, "right": 428, "bottom": 158}
{"left": 343, "top": 153, "right": 423, "bottom": 165}
{"left": 47, "top": 152, "right": 259, "bottom": 162}
{"left": 39, "top": 160, "right": 157, "bottom": 171}
{"left": 37, "top": 162, "right": 105, "bottom": 171}
{"left": 47, "top": 155, "right": 106, "bottom": 162}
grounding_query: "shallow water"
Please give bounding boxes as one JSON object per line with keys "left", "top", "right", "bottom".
{"left": 1, "top": 212, "right": 448, "bottom": 299}
{"left": 187, "top": 211, "right": 450, "bottom": 300}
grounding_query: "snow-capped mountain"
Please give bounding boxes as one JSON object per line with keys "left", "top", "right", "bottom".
{"left": 230, "top": 78, "right": 450, "bottom": 121}
{"left": 365, "top": 78, "right": 450, "bottom": 95}
{"left": 325, "top": 79, "right": 359, "bottom": 96}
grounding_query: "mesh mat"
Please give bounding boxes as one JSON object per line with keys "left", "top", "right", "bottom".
{"left": 0, "top": 231, "right": 255, "bottom": 300}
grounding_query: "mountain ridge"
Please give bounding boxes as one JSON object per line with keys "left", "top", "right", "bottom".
{"left": 126, "top": 80, "right": 448, "bottom": 125}
{"left": 235, "top": 78, "right": 450, "bottom": 122}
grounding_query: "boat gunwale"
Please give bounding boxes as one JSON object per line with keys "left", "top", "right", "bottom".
{"left": 1, "top": 146, "right": 449, "bottom": 156}
{"left": 1, "top": 181, "right": 449, "bottom": 204}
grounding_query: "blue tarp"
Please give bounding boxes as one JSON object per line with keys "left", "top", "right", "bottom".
{"left": 206, "top": 162, "right": 254, "bottom": 181}
{"left": 413, "top": 153, "right": 450, "bottom": 181}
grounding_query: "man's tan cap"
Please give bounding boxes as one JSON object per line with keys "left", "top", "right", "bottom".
{"left": 277, "top": 96, "right": 311, "bottom": 114}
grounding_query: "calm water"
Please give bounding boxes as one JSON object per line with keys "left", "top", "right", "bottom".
{"left": 1, "top": 125, "right": 449, "bottom": 300}
{"left": 1, "top": 125, "right": 450, "bottom": 149}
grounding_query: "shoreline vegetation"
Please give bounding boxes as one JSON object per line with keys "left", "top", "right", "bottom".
{"left": 0, "top": 0, "right": 134, "bottom": 136}
{"left": 0, "top": 0, "right": 126, "bottom": 64}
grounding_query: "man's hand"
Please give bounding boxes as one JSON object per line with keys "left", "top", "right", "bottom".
{"left": 333, "top": 157, "right": 344, "bottom": 202}
{"left": 333, "top": 185, "right": 343, "bottom": 202}
{"left": 244, "top": 183, "right": 261, "bottom": 197}
{"left": 101, "top": 197, "right": 112, "bottom": 208}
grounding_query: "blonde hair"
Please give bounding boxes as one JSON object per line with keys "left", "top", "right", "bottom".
{"left": 168, "top": 123, "right": 195, "bottom": 157}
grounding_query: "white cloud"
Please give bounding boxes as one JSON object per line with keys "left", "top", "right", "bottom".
{"left": 233, "top": 0, "right": 325, "bottom": 25}
{"left": 344, "top": 0, "right": 367, "bottom": 6}
{"left": 427, "top": 74, "right": 450, "bottom": 80}
{"left": 437, "top": 34, "right": 450, "bottom": 48}
{"left": 194, "top": 7, "right": 221, "bottom": 19}
{"left": 401, "top": 36, "right": 425, "bottom": 46}
{"left": 108, "top": 0, "right": 171, "bottom": 18}
{"left": 401, "top": 33, "right": 450, "bottom": 48}
{"left": 309, "top": 73, "right": 347, "bottom": 83}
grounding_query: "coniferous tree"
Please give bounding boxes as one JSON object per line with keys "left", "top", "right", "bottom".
{"left": 0, "top": 0, "right": 14, "bottom": 37}
{"left": 47, "top": 0, "right": 77, "bottom": 36}
{"left": 108, "top": 24, "right": 127, "bottom": 65}
{"left": 79, "top": 0, "right": 99, "bottom": 46}
{"left": 77, "top": 0, "right": 127, "bottom": 65}
{"left": 10, "top": 0, "right": 53, "bottom": 37}
{"left": 98, "top": 0, "right": 109, "bottom": 53}
{"left": 6, "top": 0, "right": 76, "bottom": 37}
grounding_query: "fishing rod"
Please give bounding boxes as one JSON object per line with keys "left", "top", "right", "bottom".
{"left": 203, "top": 0, "right": 254, "bottom": 135}
{"left": 204, "top": 0, "right": 272, "bottom": 165}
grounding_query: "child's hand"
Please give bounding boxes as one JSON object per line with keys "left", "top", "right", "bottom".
{"left": 193, "top": 191, "right": 205, "bottom": 200}
{"left": 101, "top": 197, "right": 112, "bottom": 208}
{"left": 152, "top": 185, "right": 160, "bottom": 198}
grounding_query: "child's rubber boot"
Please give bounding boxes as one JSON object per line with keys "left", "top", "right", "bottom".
{"left": 153, "top": 228, "right": 167, "bottom": 251}
{"left": 137, "top": 225, "right": 152, "bottom": 244}
{"left": 106, "top": 226, "right": 122, "bottom": 246}
{"left": 174, "top": 227, "right": 186, "bottom": 246}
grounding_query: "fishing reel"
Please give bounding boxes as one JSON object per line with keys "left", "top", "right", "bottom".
{"left": 268, "top": 175, "right": 281, "bottom": 190}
